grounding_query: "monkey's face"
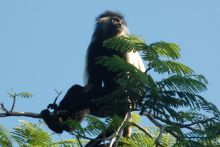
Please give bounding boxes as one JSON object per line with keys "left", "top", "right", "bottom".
{"left": 97, "top": 16, "right": 128, "bottom": 39}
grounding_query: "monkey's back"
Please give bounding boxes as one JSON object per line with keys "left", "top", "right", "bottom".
{"left": 85, "top": 40, "right": 124, "bottom": 90}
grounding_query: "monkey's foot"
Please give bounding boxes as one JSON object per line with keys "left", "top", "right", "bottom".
{"left": 40, "top": 109, "right": 64, "bottom": 133}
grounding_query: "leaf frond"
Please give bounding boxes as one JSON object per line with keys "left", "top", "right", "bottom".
{"left": 150, "top": 41, "right": 181, "bottom": 60}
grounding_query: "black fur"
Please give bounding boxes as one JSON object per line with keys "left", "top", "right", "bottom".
{"left": 85, "top": 11, "right": 127, "bottom": 91}
{"left": 41, "top": 11, "right": 132, "bottom": 139}
{"left": 96, "top": 11, "right": 124, "bottom": 21}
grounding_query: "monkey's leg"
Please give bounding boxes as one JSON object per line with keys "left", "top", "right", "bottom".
{"left": 58, "top": 84, "right": 93, "bottom": 132}
{"left": 59, "top": 85, "right": 115, "bottom": 132}
{"left": 58, "top": 84, "right": 85, "bottom": 111}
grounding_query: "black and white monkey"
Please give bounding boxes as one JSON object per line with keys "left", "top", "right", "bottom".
{"left": 41, "top": 11, "right": 145, "bottom": 141}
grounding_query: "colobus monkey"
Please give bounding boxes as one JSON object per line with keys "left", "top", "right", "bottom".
{"left": 85, "top": 11, "right": 145, "bottom": 91}
{"left": 41, "top": 11, "right": 145, "bottom": 140}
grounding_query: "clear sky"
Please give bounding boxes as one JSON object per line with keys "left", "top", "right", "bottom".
{"left": 0, "top": 0, "right": 220, "bottom": 140}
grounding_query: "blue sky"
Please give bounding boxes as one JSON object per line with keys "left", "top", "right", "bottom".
{"left": 0, "top": 0, "right": 220, "bottom": 140}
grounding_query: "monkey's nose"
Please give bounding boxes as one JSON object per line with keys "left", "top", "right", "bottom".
{"left": 114, "top": 21, "right": 122, "bottom": 27}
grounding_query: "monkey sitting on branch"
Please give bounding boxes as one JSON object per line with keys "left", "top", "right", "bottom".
{"left": 41, "top": 11, "right": 145, "bottom": 146}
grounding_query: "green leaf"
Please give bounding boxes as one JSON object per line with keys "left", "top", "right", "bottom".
{"left": 84, "top": 116, "right": 106, "bottom": 136}
{"left": 158, "top": 75, "right": 207, "bottom": 94}
{"left": 7, "top": 90, "right": 32, "bottom": 99}
{"left": 151, "top": 60, "right": 193, "bottom": 75}
{"left": 103, "top": 35, "right": 147, "bottom": 53}
{"left": 150, "top": 41, "right": 181, "bottom": 60}
{"left": 0, "top": 125, "right": 13, "bottom": 147}
{"left": 11, "top": 120, "right": 52, "bottom": 146}
{"left": 51, "top": 139, "right": 83, "bottom": 147}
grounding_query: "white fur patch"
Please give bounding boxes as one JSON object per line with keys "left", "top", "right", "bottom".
{"left": 126, "top": 51, "right": 146, "bottom": 72}
{"left": 119, "top": 28, "right": 145, "bottom": 72}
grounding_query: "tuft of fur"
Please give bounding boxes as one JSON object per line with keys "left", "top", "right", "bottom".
{"left": 96, "top": 10, "right": 124, "bottom": 21}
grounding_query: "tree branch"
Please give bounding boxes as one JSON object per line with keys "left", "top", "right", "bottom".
{"left": 130, "top": 122, "right": 153, "bottom": 138}
{"left": 10, "top": 96, "right": 16, "bottom": 112}
{"left": 146, "top": 112, "right": 215, "bottom": 132}
{"left": 0, "top": 90, "right": 64, "bottom": 119}
{"left": 0, "top": 102, "right": 9, "bottom": 114}
{"left": 0, "top": 111, "right": 42, "bottom": 118}
{"left": 142, "top": 112, "right": 167, "bottom": 147}
{"left": 110, "top": 112, "right": 131, "bottom": 147}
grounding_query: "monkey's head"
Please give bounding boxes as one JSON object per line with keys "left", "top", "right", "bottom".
{"left": 94, "top": 11, "right": 129, "bottom": 40}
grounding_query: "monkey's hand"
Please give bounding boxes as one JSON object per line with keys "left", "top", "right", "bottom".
{"left": 47, "top": 103, "right": 58, "bottom": 110}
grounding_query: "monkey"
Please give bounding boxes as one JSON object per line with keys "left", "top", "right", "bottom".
{"left": 41, "top": 11, "right": 145, "bottom": 145}
{"left": 84, "top": 11, "right": 145, "bottom": 91}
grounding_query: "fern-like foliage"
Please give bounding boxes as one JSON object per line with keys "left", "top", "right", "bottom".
{"left": 84, "top": 115, "right": 123, "bottom": 137}
{"left": 150, "top": 41, "right": 181, "bottom": 60}
{"left": 7, "top": 90, "right": 32, "bottom": 99}
{"left": 103, "top": 35, "right": 145, "bottom": 53}
{"left": 97, "top": 35, "right": 220, "bottom": 146}
{"left": 0, "top": 120, "right": 86, "bottom": 147}
{"left": 11, "top": 120, "right": 52, "bottom": 146}
{"left": 120, "top": 127, "right": 175, "bottom": 147}
{"left": 51, "top": 139, "right": 84, "bottom": 147}
{"left": 0, "top": 125, "right": 13, "bottom": 147}
{"left": 2, "top": 35, "right": 219, "bottom": 146}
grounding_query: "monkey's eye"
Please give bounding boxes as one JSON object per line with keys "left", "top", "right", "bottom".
{"left": 111, "top": 17, "right": 121, "bottom": 24}
{"left": 97, "top": 18, "right": 102, "bottom": 23}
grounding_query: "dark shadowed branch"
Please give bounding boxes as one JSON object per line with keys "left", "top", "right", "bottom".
{"left": 142, "top": 112, "right": 167, "bottom": 147}
{"left": 0, "top": 100, "right": 41, "bottom": 118}
{"left": 0, "top": 111, "right": 42, "bottom": 118}
{"left": 0, "top": 90, "right": 63, "bottom": 119}
{"left": 130, "top": 122, "right": 153, "bottom": 138}
{"left": 111, "top": 112, "right": 131, "bottom": 147}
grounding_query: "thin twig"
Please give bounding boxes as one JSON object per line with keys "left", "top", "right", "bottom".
{"left": 71, "top": 131, "right": 116, "bottom": 147}
{"left": 109, "top": 112, "right": 131, "bottom": 147}
{"left": 70, "top": 132, "right": 94, "bottom": 141}
{"left": 10, "top": 96, "right": 16, "bottom": 112}
{"left": 155, "top": 125, "right": 165, "bottom": 147}
{"left": 143, "top": 112, "right": 163, "bottom": 128}
{"left": 47, "top": 91, "right": 62, "bottom": 110}
{"left": 145, "top": 66, "right": 152, "bottom": 73}
{"left": 0, "top": 102, "right": 9, "bottom": 114}
{"left": 142, "top": 111, "right": 181, "bottom": 143}
{"left": 53, "top": 90, "right": 62, "bottom": 105}
{"left": 76, "top": 135, "right": 83, "bottom": 147}
{"left": 142, "top": 112, "right": 166, "bottom": 147}
{"left": 130, "top": 122, "right": 153, "bottom": 138}
{"left": 146, "top": 112, "right": 215, "bottom": 132}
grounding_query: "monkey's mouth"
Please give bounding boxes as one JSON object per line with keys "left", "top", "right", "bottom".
{"left": 113, "top": 26, "right": 123, "bottom": 34}
{"left": 104, "top": 25, "right": 123, "bottom": 39}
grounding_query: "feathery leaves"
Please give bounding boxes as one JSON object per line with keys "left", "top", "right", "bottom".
{"left": 1, "top": 34, "right": 219, "bottom": 146}
{"left": 0, "top": 125, "right": 13, "bottom": 147}
{"left": 101, "top": 35, "right": 220, "bottom": 146}
{"left": 11, "top": 120, "right": 52, "bottom": 146}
